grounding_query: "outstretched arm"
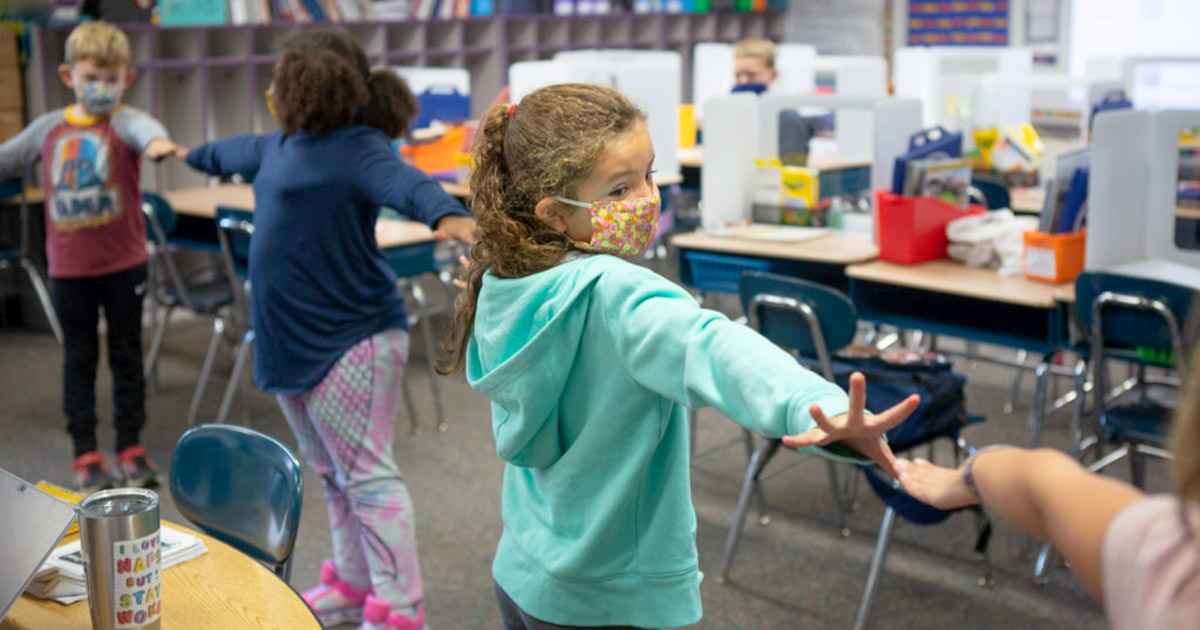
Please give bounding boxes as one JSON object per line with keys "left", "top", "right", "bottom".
{"left": 896, "top": 448, "right": 1143, "bottom": 601}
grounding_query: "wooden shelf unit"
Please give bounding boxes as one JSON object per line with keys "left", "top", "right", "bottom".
{"left": 23, "top": 11, "right": 783, "bottom": 191}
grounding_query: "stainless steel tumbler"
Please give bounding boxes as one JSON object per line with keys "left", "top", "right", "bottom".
{"left": 77, "top": 488, "right": 162, "bottom": 630}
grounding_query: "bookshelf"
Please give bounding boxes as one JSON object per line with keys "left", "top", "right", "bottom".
{"left": 22, "top": 11, "right": 783, "bottom": 190}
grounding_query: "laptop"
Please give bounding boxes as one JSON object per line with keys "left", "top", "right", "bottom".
{"left": 0, "top": 468, "right": 78, "bottom": 620}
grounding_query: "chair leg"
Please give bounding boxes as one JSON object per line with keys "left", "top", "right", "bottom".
{"left": 741, "top": 429, "right": 769, "bottom": 523}
{"left": 1005, "top": 349, "right": 1029, "bottom": 414}
{"left": 853, "top": 506, "right": 897, "bottom": 630}
{"left": 278, "top": 556, "right": 293, "bottom": 582}
{"left": 1030, "top": 358, "right": 1051, "bottom": 447}
{"left": 19, "top": 258, "right": 64, "bottom": 344}
{"left": 188, "top": 318, "right": 225, "bottom": 425}
{"left": 401, "top": 370, "right": 421, "bottom": 435}
{"left": 144, "top": 304, "right": 176, "bottom": 383}
{"left": 1129, "top": 447, "right": 1147, "bottom": 490}
{"left": 215, "top": 331, "right": 254, "bottom": 425}
{"left": 413, "top": 284, "right": 448, "bottom": 433}
{"left": 718, "top": 438, "right": 781, "bottom": 584}
{"left": 826, "top": 460, "right": 850, "bottom": 537}
{"left": 1033, "top": 541, "right": 1056, "bottom": 584}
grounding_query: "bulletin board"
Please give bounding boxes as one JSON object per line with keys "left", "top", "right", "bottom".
{"left": 907, "top": 1, "right": 1009, "bottom": 46}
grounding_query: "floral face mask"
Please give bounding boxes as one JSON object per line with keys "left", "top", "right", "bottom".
{"left": 555, "top": 189, "right": 661, "bottom": 258}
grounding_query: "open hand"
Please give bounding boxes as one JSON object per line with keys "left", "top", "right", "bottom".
{"left": 434, "top": 215, "right": 477, "bottom": 245}
{"left": 895, "top": 458, "right": 980, "bottom": 510}
{"left": 452, "top": 254, "right": 470, "bottom": 290}
{"left": 782, "top": 372, "right": 919, "bottom": 478}
{"left": 145, "top": 138, "right": 186, "bottom": 162}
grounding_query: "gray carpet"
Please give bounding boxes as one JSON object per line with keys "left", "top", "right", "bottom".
{"left": 0, "top": 281, "right": 1152, "bottom": 629}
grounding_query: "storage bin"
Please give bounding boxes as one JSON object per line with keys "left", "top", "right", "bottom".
{"left": 683, "top": 251, "right": 773, "bottom": 293}
{"left": 1023, "top": 229, "right": 1086, "bottom": 284}
{"left": 875, "top": 192, "right": 984, "bottom": 264}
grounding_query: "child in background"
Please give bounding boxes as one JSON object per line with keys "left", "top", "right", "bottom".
{"left": 0, "top": 21, "right": 183, "bottom": 492}
{"left": 444, "top": 83, "right": 919, "bottom": 630}
{"left": 897, "top": 366, "right": 1200, "bottom": 629}
{"left": 733, "top": 37, "right": 778, "bottom": 92}
{"left": 184, "top": 29, "right": 474, "bottom": 630}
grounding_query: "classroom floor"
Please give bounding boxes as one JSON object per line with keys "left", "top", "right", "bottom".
{"left": 0, "top": 271, "right": 1162, "bottom": 629}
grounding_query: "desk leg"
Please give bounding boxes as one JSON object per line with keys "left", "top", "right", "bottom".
{"left": 18, "top": 258, "right": 64, "bottom": 344}
{"left": 408, "top": 282, "right": 447, "bottom": 433}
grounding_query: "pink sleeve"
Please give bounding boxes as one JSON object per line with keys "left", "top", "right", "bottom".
{"left": 1102, "top": 495, "right": 1200, "bottom": 630}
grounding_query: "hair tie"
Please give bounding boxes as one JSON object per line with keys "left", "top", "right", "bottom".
{"left": 507, "top": 103, "right": 517, "bottom": 118}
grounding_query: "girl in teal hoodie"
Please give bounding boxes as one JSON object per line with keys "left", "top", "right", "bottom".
{"left": 443, "top": 84, "right": 920, "bottom": 630}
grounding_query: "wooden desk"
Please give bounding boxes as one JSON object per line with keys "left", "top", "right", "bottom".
{"left": 847, "top": 260, "right": 1068, "bottom": 309}
{"left": 671, "top": 230, "right": 878, "bottom": 266}
{"left": 161, "top": 184, "right": 435, "bottom": 249}
{"left": 2, "top": 523, "right": 319, "bottom": 630}
{"left": 674, "top": 146, "right": 872, "bottom": 173}
{"left": 1010, "top": 186, "right": 1045, "bottom": 214}
{"left": 846, "top": 259, "right": 1076, "bottom": 446}
{"left": 670, "top": 229, "right": 878, "bottom": 294}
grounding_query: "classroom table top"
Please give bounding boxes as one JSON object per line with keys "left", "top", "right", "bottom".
{"left": 847, "top": 260, "right": 1075, "bottom": 308}
{"left": 674, "top": 146, "right": 871, "bottom": 172}
{"left": 2, "top": 522, "right": 320, "bottom": 630}
{"left": 670, "top": 230, "right": 879, "bottom": 265}
{"left": 1010, "top": 186, "right": 1045, "bottom": 214}
{"left": 161, "top": 184, "right": 435, "bottom": 249}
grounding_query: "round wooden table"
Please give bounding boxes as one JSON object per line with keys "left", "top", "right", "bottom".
{"left": 2, "top": 522, "right": 319, "bottom": 630}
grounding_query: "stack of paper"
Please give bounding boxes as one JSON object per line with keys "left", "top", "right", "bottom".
{"left": 25, "top": 526, "right": 208, "bottom": 605}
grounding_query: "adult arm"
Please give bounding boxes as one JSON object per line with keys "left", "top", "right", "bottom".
{"left": 897, "top": 448, "right": 1144, "bottom": 600}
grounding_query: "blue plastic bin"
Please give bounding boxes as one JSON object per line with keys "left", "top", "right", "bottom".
{"left": 683, "top": 251, "right": 773, "bottom": 294}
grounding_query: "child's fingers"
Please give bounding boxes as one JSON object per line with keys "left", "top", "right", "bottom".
{"left": 782, "top": 427, "right": 829, "bottom": 448}
{"left": 432, "top": 230, "right": 450, "bottom": 242}
{"left": 871, "top": 394, "right": 920, "bottom": 432}
{"left": 807, "top": 403, "right": 840, "bottom": 434}
{"left": 847, "top": 372, "right": 867, "bottom": 419}
{"left": 871, "top": 443, "right": 901, "bottom": 479}
{"left": 458, "top": 254, "right": 470, "bottom": 269}
{"left": 452, "top": 278, "right": 468, "bottom": 290}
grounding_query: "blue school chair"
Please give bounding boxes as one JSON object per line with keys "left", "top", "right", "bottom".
{"left": 169, "top": 424, "right": 303, "bottom": 580}
{"left": 722, "top": 271, "right": 989, "bottom": 630}
{"left": 141, "top": 192, "right": 233, "bottom": 384}
{"left": 0, "top": 176, "right": 63, "bottom": 343}
{"left": 188, "top": 206, "right": 255, "bottom": 426}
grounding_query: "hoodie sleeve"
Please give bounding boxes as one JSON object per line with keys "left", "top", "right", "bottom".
{"left": 597, "top": 262, "right": 868, "bottom": 464}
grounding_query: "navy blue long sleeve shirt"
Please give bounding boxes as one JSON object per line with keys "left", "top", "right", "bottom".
{"left": 188, "top": 126, "right": 468, "bottom": 394}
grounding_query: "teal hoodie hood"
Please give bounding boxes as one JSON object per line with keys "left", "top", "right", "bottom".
{"left": 467, "top": 255, "right": 861, "bottom": 628}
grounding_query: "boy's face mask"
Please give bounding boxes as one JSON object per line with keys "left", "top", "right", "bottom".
{"left": 555, "top": 189, "right": 661, "bottom": 259}
{"left": 74, "top": 76, "right": 123, "bottom": 115}
{"left": 731, "top": 82, "right": 768, "bottom": 95}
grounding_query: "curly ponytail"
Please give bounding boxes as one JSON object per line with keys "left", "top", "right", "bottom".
{"left": 359, "top": 69, "right": 420, "bottom": 140}
{"left": 441, "top": 83, "right": 643, "bottom": 374}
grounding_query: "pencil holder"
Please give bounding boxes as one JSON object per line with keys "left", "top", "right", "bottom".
{"left": 875, "top": 192, "right": 984, "bottom": 264}
{"left": 1023, "top": 230, "right": 1086, "bottom": 284}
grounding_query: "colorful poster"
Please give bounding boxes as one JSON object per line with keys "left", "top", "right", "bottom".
{"left": 113, "top": 530, "right": 162, "bottom": 629}
{"left": 907, "top": 1, "right": 1009, "bottom": 46}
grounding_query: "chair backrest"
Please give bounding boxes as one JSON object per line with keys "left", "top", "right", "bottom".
{"left": 968, "top": 176, "right": 1011, "bottom": 210}
{"left": 1075, "top": 271, "right": 1196, "bottom": 376}
{"left": 141, "top": 191, "right": 177, "bottom": 238}
{"left": 215, "top": 206, "right": 254, "bottom": 319}
{"left": 0, "top": 177, "right": 21, "bottom": 200}
{"left": 169, "top": 424, "right": 303, "bottom": 579}
{"left": 738, "top": 271, "right": 858, "bottom": 380}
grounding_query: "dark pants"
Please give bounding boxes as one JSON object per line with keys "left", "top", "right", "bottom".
{"left": 50, "top": 264, "right": 147, "bottom": 457}
{"left": 494, "top": 582, "right": 653, "bottom": 630}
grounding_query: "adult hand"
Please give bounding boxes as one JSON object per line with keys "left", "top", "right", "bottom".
{"left": 895, "top": 458, "right": 981, "bottom": 510}
{"left": 782, "top": 372, "right": 919, "bottom": 478}
{"left": 434, "top": 215, "right": 477, "bottom": 245}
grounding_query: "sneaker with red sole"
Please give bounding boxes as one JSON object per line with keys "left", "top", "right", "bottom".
{"left": 71, "top": 452, "right": 119, "bottom": 494}
{"left": 116, "top": 446, "right": 160, "bottom": 488}
{"left": 360, "top": 594, "right": 427, "bottom": 630}
{"left": 302, "top": 559, "right": 371, "bottom": 627}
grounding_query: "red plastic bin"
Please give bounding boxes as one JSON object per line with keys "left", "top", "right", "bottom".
{"left": 875, "top": 192, "right": 985, "bottom": 264}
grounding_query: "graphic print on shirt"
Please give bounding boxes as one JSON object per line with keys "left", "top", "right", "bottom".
{"left": 49, "top": 130, "right": 121, "bottom": 231}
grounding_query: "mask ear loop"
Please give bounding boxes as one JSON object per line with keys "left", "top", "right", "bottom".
{"left": 553, "top": 196, "right": 592, "bottom": 209}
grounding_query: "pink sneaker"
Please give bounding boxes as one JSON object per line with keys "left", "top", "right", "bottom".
{"left": 360, "top": 594, "right": 427, "bottom": 630}
{"left": 302, "top": 559, "right": 371, "bottom": 626}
